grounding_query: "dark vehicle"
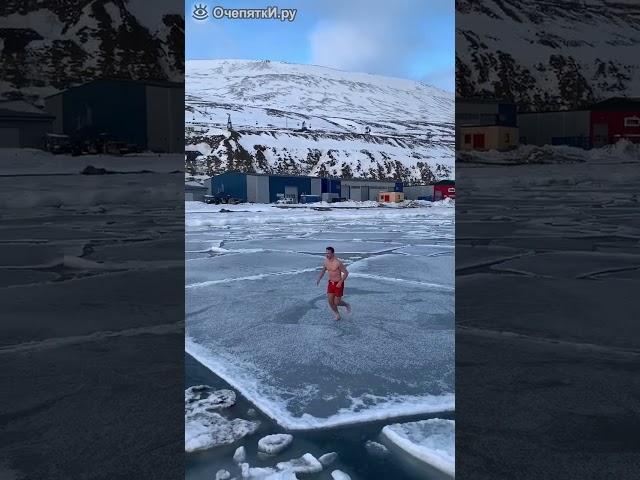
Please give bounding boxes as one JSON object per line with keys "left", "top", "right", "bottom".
{"left": 204, "top": 193, "right": 241, "bottom": 205}
{"left": 44, "top": 134, "right": 72, "bottom": 154}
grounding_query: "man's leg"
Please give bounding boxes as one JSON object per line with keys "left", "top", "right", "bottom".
{"left": 334, "top": 296, "right": 351, "bottom": 314}
{"left": 327, "top": 293, "right": 341, "bottom": 320}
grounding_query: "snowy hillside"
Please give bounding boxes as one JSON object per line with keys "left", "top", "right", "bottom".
{"left": 185, "top": 60, "right": 454, "bottom": 183}
{"left": 456, "top": 0, "right": 640, "bottom": 111}
{"left": 0, "top": 0, "right": 183, "bottom": 110}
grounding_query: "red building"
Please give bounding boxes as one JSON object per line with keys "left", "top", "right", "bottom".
{"left": 590, "top": 98, "right": 640, "bottom": 147}
{"left": 434, "top": 180, "right": 455, "bottom": 200}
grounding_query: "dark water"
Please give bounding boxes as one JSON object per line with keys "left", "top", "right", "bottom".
{"left": 186, "top": 353, "right": 453, "bottom": 480}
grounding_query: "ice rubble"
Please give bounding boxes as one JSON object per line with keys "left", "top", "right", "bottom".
{"left": 331, "top": 471, "right": 351, "bottom": 480}
{"left": 257, "top": 434, "right": 294, "bottom": 455}
{"left": 318, "top": 452, "right": 338, "bottom": 466}
{"left": 216, "top": 470, "right": 232, "bottom": 480}
{"left": 275, "top": 453, "right": 323, "bottom": 474}
{"left": 234, "top": 446, "right": 247, "bottom": 463}
{"left": 240, "top": 463, "right": 299, "bottom": 479}
{"left": 381, "top": 418, "right": 455, "bottom": 478}
{"left": 184, "top": 387, "right": 259, "bottom": 452}
{"left": 365, "top": 440, "right": 389, "bottom": 456}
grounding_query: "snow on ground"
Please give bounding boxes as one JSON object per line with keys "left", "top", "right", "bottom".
{"left": 1, "top": 149, "right": 183, "bottom": 175}
{"left": 185, "top": 203, "right": 454, "bottom": 429}
{"left": 458, "top": 140, "right": 640, "bottom": 166}
{"left": 381, "top": 419, "right": 455, "bottom": 479}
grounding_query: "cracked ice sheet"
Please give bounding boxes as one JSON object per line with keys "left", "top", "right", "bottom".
{"left": 186, "top": 251, "right": 319, "bottom": 286}
{"left": 457, "top": 274, "right": 640, "bottom": 351}
{"left": 349, "top": 254, "right": 454, "bottom": 288}
{"left": 382, "top": 419, "right": 455, "bottom": 478}
{"left": 491, "top": 251, "right": 640, "bottom": 279}
{"left": 455, "top": 245, "right": 530, "bottom": 270}
{"left": 223, "top": 238, "right": 402, "bottom": 254}
{"left": 186, "top": 272, "right": 453, "bottom": 429}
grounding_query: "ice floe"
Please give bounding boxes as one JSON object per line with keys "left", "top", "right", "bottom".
{"left": 186, "top": 204, "right": 454, "bottom": 429}
{"left": 381, "top": 418, "right": 454, "bottom": 478}
{"left": 331, "top": 471, "right": 351, "bottom": 480}
{"left": 365, "top": 440, "right": 389, "bottom": 456}
{"left": 234, "top": 446, "right": 247, "bottom": 463}
{"left": 216, "top": 469, "right": 232, "bottom": 480}
{"left": 184, "top": 387, "right": 259, "bottom": 452}
{"left": 275, "top": 453, "right": 323, "bottom": 474}
{"left": 257, "top": 434, "right": 294, "bottom": 455}
{"left": 318, "top": 452, "right": 338, "bottom": 466}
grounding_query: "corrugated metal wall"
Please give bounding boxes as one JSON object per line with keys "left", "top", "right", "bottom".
{"left": 404, "top": 185, "right": 435, "bottom": 199}
{"left": 211, "top": 172, "right": 248, "bottom": 201}
{"left": 311, "top": 178, "right": 321, "bottom": 195}
{"left": 246, "top": 175, "right": 270, "bottom": 203}
{"left": 518, "top": 111, "right": 590, "bottom": 148}
{"left": 63, "top": 81, "right": 147, "bottom": 146}
{"left": 268, "top": 176, "right": 312, "bottom": 203}
{"left": 45, "top": 95, "right": 64, "bottom": 133}
{"left": 145, "top": 85, "right": 183, "bottom": 153}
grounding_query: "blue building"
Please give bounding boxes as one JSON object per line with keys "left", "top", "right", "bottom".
{"left": 44, "top": 78, "right": 183, "bottom": 152}
{"left": 210, "top": 172, "right": 402, "bottom": 204}
{"left": 211, "top": 172, "right": 322, "bottom": 203}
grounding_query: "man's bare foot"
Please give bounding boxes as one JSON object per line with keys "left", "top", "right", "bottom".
{"left": 335, "top": 315, "right": 341, "bottom": 321}
{"left": 345, "top": 302, "right": 351, "bottom": 314}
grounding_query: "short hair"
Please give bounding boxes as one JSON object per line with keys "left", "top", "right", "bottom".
{"left": 326, "top": 246, "right": 335, "bottom": 253}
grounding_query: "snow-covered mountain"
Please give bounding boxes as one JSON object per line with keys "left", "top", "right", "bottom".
{"left": 185, "top": 60, "right": 454, "bottom": 183}
{"left": 0, "top": 0, "right": 183, "bottom": 110}
{"left": 456, "top": 0, "right": 640, "bottom": 111}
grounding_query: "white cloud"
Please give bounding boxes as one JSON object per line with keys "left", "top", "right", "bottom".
{"left": 307, "top": 0, "right": 427, "bottom": 77}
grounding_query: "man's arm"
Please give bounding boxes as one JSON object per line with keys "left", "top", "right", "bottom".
{"left": 337, "top": 262, "right": 349, "bottom": 286}
{"left": 317, "top": 265, "right": 327, "bottom": 285}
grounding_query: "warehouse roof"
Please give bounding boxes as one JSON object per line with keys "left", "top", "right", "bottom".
{"left": 185, "top": 181, "right": 207, "bottom": 189}
{"left": 591, "top": 97, "right": 640, "bottom": 110}
{"left": 45, "top": 78, "right": 182, "bottom": 99}
{"left": 456, "top": 97, "right": 515, "bottom": 106}
{"left": 0, "top": 109, "right": 54, "bottom": 121}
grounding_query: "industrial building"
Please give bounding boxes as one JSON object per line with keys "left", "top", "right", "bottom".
{"left": 456, "top": 99, "right": 519, "bottom": 151}
{"left": 518, "top": 97, "right": 640, "bottom": 149}
{"left": 404, "top": 184, "right": 435, "bottom": 200}
{"left": 434, "top": 180, "right": 456, "bottom": 200}
{"left": 0, "top": 109, "right": 54, "bottom": 148}
{"left": 44, "top": 78, "right": 183, "bottom": 153}
{"left": 185, "top": 181, "right": 208, "bottom": 202}
{"left": 379, "top": 192, "right": 405, "bottom": 203}
{"left": 209, "top": 172, "right": 403, "bottom": 204}
{"left": 341, "top": 178, "right": 402, "bottom": 202}
{"left": 518, "top": 110, "right": 590, "bottom": 148}
{"left": 404, "top": 181, "right": 455, "bottom": 201}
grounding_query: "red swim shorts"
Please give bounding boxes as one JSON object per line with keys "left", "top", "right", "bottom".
{"left": 327, "top": 280, "right": 344, "bottom": 296}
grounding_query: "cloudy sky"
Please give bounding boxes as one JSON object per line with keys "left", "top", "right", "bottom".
{"left": 185, "top": 0, "right": 454, "bottom": 91}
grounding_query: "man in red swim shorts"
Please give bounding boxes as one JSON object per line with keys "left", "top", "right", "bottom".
{"left": 316, "top": 246, "right": 351, "bottom": 321}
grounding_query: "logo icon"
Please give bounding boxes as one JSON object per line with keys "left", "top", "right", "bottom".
{"left": 193, "top": 3, "right": 208, "bottom": 20}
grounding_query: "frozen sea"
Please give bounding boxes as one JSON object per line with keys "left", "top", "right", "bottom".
{"left": 0, "top": 150, "right": 184, "bottom": 479}
{"left": 185, "top": 201, "right": 455, "bottom": 431}
{"left": 456, "top": 142, "right": 640, "bottom": 478}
